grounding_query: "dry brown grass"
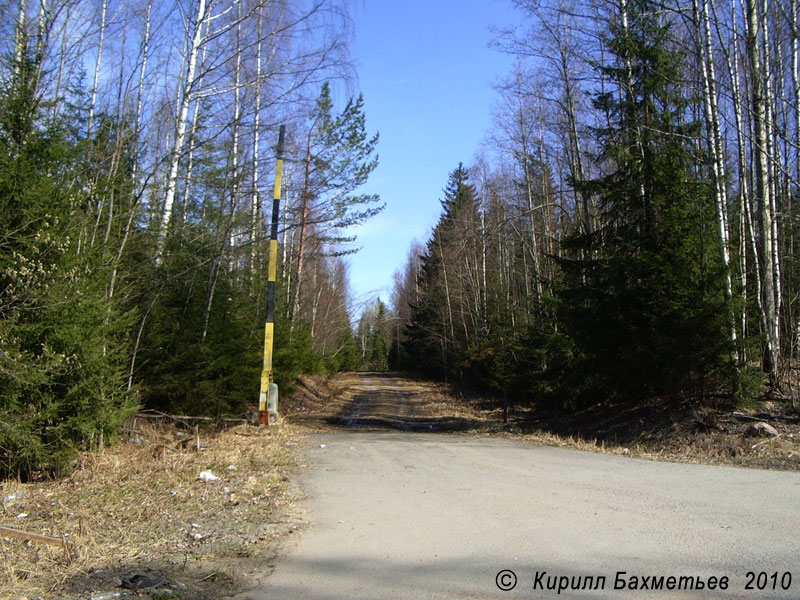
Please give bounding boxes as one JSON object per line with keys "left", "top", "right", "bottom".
{"left": 505, "top": 427, "right": 800, "bottom": 469}
{"left": 0, "top": 420, "right": 305, "bottom": 600}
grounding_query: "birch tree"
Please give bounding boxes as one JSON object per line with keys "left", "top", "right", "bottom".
{"left": 746, "top": 0, "right": 782, "bottom": 382}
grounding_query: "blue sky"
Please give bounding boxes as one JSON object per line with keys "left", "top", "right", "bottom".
{"left": 345, "top": 0, "right": 519, "bottom": 312}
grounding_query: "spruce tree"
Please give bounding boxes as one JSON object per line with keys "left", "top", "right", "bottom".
{"left": 558, "top": 0, "right": 735, "bottom": 403}
{"left": 367, "top": 300, "right": 390, "bottom": 371}
{"left": 0, "top": 39, "right": 136, "bottom": 477}
{"left": 405, "top": 164, "right": 480, "bottom": 378}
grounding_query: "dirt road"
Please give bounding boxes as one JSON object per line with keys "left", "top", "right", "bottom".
{"left": 289, "top": 372, "right": 494, "bottom": 432}
{"left": 235, "top": 373, "right": 800, "bottom": 599}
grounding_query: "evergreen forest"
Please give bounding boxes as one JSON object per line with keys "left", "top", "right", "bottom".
{"left": 2, "top": 0, "right": 800, "bottom": 479}
{"left": 392, "top": 0, "right": 800, "bottom": 416}
{"left": 0, "top": 0, "right": 384, "bottom": 478}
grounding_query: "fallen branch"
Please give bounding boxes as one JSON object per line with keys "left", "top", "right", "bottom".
{"left": 0, "top": 524, "right": 75, "bottom": 549}
{"left": 133, "top": 412, "right": 248, "bottom": 425}
{"left": 731, "top": 412, "right": 800, "bottom": 425}
{"left": 731, "top": 412, "right": 765, "bottom": 422}
{"left": 751, "top": 433, "right": 784, "bottom": 450}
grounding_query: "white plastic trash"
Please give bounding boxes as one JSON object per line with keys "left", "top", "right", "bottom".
{"left": 198, "top": 470, "right": 220, "bottom": 482}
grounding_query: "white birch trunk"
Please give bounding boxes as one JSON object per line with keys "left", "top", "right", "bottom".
{"left": 716, "top": 0, "right": 763, "bottom": 347}
{"left": 696, "top": 0, "right": 737, "bottom": 346}
{"left": 620, "top": 0, "right": 647, "bottom": 204}
{"left": 760, "top": 0, "right": 782, "bottom": 328}
{"left": 250, "top": 5, "right": 265, "bottom": 273}
{"left": 480, "top": 208, "right": 487, "bottom": 325}
{"left": 793, "top": 0, "right": 800, "bottom": 186}
{"left": 53, "top": 2, "right": 72, "bottom": 119}
{"left": 14, "top": 0, "right": 25, "bottom": 76}
{"left": 438, "top": 239, "right": 455, "bottom": 343}
{"left": 88, "top": 0, "right": 107, "bottom": 135}
{"left": 155, "top": 0, "right": 209, "bottom": 264}
{"left": 745, "top": 0, "right": 781, "bottom": 379}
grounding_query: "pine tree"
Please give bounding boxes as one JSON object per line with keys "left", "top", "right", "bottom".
{"left": 292, "top": 82, "right": 383, "bottom": 324}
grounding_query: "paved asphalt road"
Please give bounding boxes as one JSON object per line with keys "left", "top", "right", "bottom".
{"left": 235, "top": 377, "right": 800, "bottom": 600}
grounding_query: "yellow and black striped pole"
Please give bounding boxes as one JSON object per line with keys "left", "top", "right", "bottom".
{"left": 259, "top": 125, "right": 285, "bottom": 426}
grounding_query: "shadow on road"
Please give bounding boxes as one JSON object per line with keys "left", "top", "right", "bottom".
{"left": 324, "top": 391, "right": 484, "bottom": 432}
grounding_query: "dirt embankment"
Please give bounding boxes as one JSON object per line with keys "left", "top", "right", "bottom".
{"left": 517, "top": 394, "right": 800, "bottom": 470}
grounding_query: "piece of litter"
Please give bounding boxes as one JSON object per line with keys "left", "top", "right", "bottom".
{"left": 226, "top": 464, "right": 238, "bottom": 471}
{"left": 319, "top": 444, "right": 326, "bottom": 448}
{"left": 121, "top": 574, "right": 166, "bottom": 589}
{"left": 191, "top": 523, "right": 199, "bottom": 529}
{"left": 198, "top": 470, "right": 220, "bottom": 482}
{"left": 16, "top": 513, "right": 28, "bottom": 519}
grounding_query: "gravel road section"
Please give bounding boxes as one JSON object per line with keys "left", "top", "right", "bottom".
{"left": 235, "top": 376, "right": 800, "bottom": 600}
